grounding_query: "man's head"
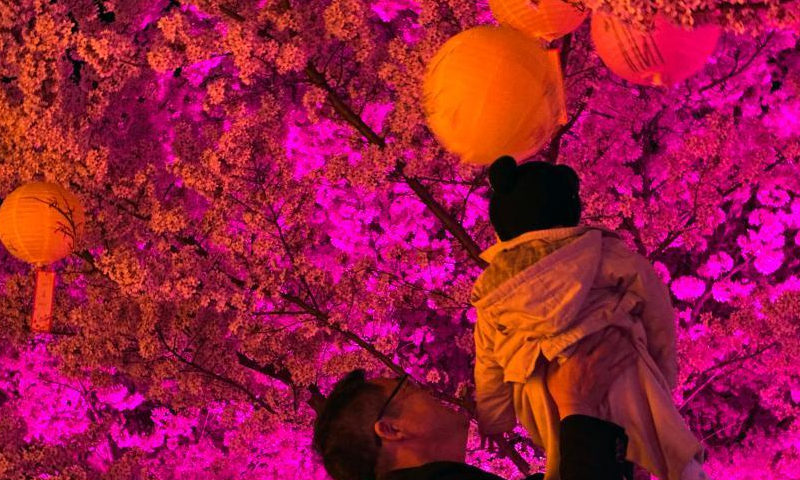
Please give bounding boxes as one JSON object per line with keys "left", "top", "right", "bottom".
{"left": 312, "top": 370, "right": 470, "bottom": 480}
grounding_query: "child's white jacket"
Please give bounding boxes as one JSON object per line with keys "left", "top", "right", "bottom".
{"left": 472, "top": 226, "right": 703, "bottom": 480}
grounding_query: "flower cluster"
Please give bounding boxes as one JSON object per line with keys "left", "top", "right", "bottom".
{"left": 0, "top": 1, "right": 799, "bottom": 479}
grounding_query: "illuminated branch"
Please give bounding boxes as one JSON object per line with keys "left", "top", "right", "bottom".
{"left": 679, "top": 342, "right": 776, "bottom": 412}
{"left": 155, "top": 326, "right": 277, "bottom": 413}
{"left": 699, "top": 32, "right": 774, "bottom": 93}
{"left": 305, "top": 63, "right": 487, "bottom": 267}
{"left": 541, "top": 88, "right": 591, "bottom": 164}
{"left": 236, "top": 351, "right": 326, "bottom": 413}
{"left": 218, "top": 5, "right": 488, "bottom": 269}
{"left": 689, "top": 262, "right": 748, "bottom": 322}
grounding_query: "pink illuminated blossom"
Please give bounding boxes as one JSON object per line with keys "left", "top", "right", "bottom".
{"left": 671, "top": 276, "right": 707, "bottom": 301}
{"left": 0, "top": 2, "right": 799, "bottom": 479}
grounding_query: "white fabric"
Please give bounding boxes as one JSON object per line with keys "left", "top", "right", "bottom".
{"left": 472, "top": 226, "right": 706, "bottom": 480}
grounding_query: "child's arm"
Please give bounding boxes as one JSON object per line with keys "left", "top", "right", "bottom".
{"left": 474, "top": 308, "right": 516, "bottom": 435}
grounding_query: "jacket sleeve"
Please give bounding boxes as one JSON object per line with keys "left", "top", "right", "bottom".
{"left": 560, "top": 415, "right": 630, "bottom": 480}
{"left": 474, "top": 308, "right": 516, "bottom": 435}
{"left": 628, "top": 253, "right": 679, "bottom": 389}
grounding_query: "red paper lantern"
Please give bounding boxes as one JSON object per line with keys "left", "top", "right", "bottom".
{"left": 591, "top": 14, "right": 720, "bottom": 86}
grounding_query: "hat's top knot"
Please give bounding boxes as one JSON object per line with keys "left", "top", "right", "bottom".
{"left": 488, "top": 155, "right": 518, "bottom": 194}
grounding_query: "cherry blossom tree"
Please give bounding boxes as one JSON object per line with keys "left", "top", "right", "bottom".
{"left": 1, "top": 0, "right": 799, "bottom": 478}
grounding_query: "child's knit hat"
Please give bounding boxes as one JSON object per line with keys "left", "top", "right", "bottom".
{"left": 488, "top": 156, "right": 582, "bottom": 241}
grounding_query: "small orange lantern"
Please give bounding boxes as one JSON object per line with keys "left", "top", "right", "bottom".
{"left": 423, "top": 26, "right": 567, "bottom": 165}
{"left": 590, "top": 13, "right": 720, "bottom": 86}
{"left": 489, "top": 0, "right": 587, "bottom": 42}
{"left": 0, "top": 182, "right": 85, "bottom": 332}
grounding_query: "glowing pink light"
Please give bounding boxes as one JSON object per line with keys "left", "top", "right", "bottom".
{"left": 671, "top": 275, "right": 706, "bottom": 301}
{"left": 370, "top": 0, "right": 421, "bottom": 22}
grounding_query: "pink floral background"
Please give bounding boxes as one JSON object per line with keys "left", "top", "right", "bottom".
{"left": 1, "top": 0, "right": 799, "bottom": 478}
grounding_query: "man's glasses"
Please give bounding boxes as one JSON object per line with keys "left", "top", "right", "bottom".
{"left": 376, "top": 374, "right": 409, "bottom": 421}
{"left": 372, "top": 373, "right": 469, "bottom": 447}
{"left": 374, "top": 374, "right": 409, "bottom": 446}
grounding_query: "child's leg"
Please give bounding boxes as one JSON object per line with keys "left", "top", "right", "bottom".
{"left": 513, "top": 359, "right": 562, "bottom": 479}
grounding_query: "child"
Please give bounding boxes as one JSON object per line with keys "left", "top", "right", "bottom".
{"left": 472, "top": 156, "right": 707, "bottom": 480}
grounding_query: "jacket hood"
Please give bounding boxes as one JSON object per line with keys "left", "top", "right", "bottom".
{"left": 472, "top": 227, "right": 605, "bottom": 337}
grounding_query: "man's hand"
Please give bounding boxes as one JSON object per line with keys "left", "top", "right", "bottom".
{"left": 546, "top": 328, "right": 636, "bottom": 420}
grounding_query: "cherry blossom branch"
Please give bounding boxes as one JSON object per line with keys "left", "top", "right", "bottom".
{"left": 558, "top": 33, "right": 572, "bottom": 73}
{"left": 265, "top": 200, "right": 322, "bottom": 311}
{"left": 37, "top": 378, "right": 128, "bottom": 460}
{"left": 700, "top": 414, "right": 752, "bottom": 443}
{"left": 689, "top": 261, "right": 748, "bottom": 322}
{"left": 78, "top": 241, "right": 372, "bottom": 417}
{"left": 236, "top": 351, "right": 327, "bottom": 413}
{"left": 75, "top": 218, "right": 441, "bottom": 421}
{"left": 648, "top": 214, "right": 696, "bottom": 261}
{"left": 366, "top": 266, "right": 467, "bottom": 304}
{"left": 213, "top": 5, "right": 486, "bottom": 267}
{"left": 218, "top": 3, "right": 245, "bottom": 21}
{"left": 221, "top": 198, "right": 521, "bottom": 466}
{"left": 155, "top": 326, "right": 277, "bottom": 413}
{"left": 699, "top": 32, "right": 774, "bottom": 93}
{"left": 280, "top": 292, "right": 407, "bottom": 376}
{"left": 234, "top": 351, "right": 321, "bottom": 412}
{"left": 540, "top": 88, "right": 591, "bottom": 164}
{"left": 304, "top": 63, "right": 487, "bottom": 267}
{"left": 74, "top": 218, "right": 384, "bottom": 420}
{"left": 679, "top": 341, "right": 777, "bottom": 412}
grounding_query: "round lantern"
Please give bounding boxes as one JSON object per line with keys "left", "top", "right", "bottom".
{"left": 590, "top": 14, "right": 720, "bottom": 86}
{"left": 0, "top": 182, "right": 85, "bottom": 333}
{"left": 0, "top": 182, "right": 85, "bottom": 265}
{"left": 489, "top": 0, "right": 587, "bottom": 42}
{"left": 423, "top": 26, "right": 567, "bottom": 165}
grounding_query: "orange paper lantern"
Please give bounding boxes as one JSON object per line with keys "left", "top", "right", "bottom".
{"left": 0, "top": 182, "right": 85, "bottom": 266}
{"left": 591, "top": 14, "right": 720, "bottom": 87}
{"left": 423, "top": 26, "right": 567, "bottom": 165}
{"left": 489, "top": 0, "right": 587, "bottom": 41}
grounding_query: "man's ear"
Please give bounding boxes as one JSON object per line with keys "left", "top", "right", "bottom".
{"left": 374, "top": 419, "right": 405, "bottom": 442}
